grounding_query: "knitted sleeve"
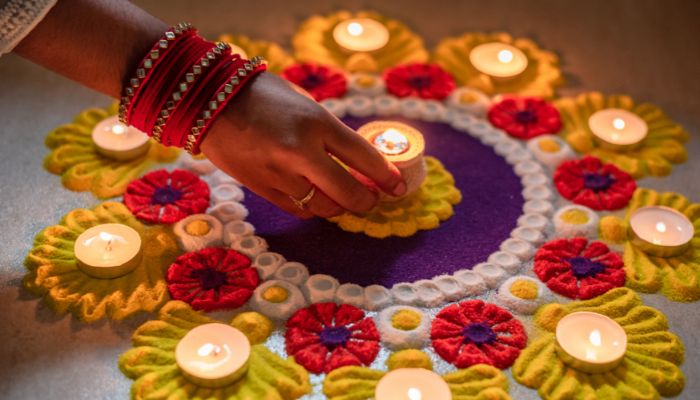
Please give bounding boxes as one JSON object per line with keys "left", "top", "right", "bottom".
{"left": 0, "top": 0, "right": 57, "bottom": 56}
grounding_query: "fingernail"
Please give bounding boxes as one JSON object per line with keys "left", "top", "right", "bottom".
{"left": 393, "top": 181, "right": 407, "bottom": 196}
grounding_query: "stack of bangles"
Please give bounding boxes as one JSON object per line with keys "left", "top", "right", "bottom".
{"left": 118, "top": 22, "right": 266, "bottom": 154}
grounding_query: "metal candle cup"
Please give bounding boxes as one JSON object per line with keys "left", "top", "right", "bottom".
{"left": 73, "top": 223, "right": 142, "bottom": 279}
{"left": 628, "top": 206, "right": 695, "bottom": 257}
{"left": 554, "top": 311, "right": 627, "bottom": 374}
{"left": 357, "top": 121, "right": 426, "bottom": 200}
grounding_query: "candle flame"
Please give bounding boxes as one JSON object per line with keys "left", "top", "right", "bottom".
{"left": 98, "top": 231, "right": 114, "bottom": 242}
{"left": 589, "top": 329, "right": 602, "bottom": 347}
{"left": 197, "top": 343, "right": 223, "bottom": 358}
{"left": 407, "top": 387, "right": 422, "bottom": 400}
{"left": 612, "top": 118, "right": 626, "bottom": 130}
{"left": 497, "top": 49, "right": 513, "bottom": 63}
{"left": 347, "top": 22, "right": 364, "bottom": 36}
{"left": 656, "top": 222, "right": 667, "bottom": 233}
{"left": 373, "top": 128, "right": 410, "bottom": 155}
{"left": 190, "top": 343, "right": 232, "bottom": 371}
{"left": 111, "top": 124, "right": 126, "bottom": 135}
{"left": 83, "top": 231, "right": 129, "bottom": 260}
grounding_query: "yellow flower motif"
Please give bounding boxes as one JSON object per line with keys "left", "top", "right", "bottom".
{"left": 433, "top": 32, "right": 562, "bottom": 97}
{"left": 324, "top": 351, "right": 511, "bottom": 400}
{"left": 603, "top": 188, "right": 700, "bottom": 302}
{"left": 328, "top": 156, "right": 462, "bottom": 238}
{"left": 119, "top": 301, "right": 311, "bottom": 399}
{"left": 23, "top": 202, "right": 179, "bottom": 323}
{"left": 44, "top": 103, "right": 179, "bottom": 199}
{"left": 292, "top": 10, "right": 428, "bottom": 73}
{"left": 513, "top": 288, "right": 685, "bottom": 400}
{"left": 218, "top": 34, "right": 295, "bottom": 74}
{"left": 555, "top": 92, "right": 689, "bottom": 178}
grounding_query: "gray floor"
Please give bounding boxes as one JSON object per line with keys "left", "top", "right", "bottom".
{"left": 1, "top": 0, "right": 699, "bottom": 399}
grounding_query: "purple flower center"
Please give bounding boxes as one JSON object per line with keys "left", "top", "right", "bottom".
{"left": 190, "top": 268, "right": 228, "bottom": 290}
{"left": 151, "top": 186, "right": 183, "bottom": 205}
{"left": 319, "top": 326, "right": 351, "bottom": 349}
{"left": 568, "top": 257, "right": 606, "bottom": 278}
{"left": 583, "top": 172, "right": 615, "bottom": 191}
{"left": 515, "top": 109, "right": 538, "bottom": 124}
{"left": 301, "top": 73, "right": 325, "bottom": 89}
{"left": 408, "top": 75, "right": 432, "bottom": 89}
{"left": 462, "top": 322, "right": 497, "bottom": 345}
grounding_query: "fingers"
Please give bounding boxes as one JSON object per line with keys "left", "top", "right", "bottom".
{"left": 301, "top": 153, "right": 379, "bottom": 214}
{"left": 324, "top": 120, "right": 407, "bottom": 197}
{"left": 275, "top": 176, "right": 344, "bottom": 218}
{"left": 243, "top": 181, "right": 314, "bottom": 219}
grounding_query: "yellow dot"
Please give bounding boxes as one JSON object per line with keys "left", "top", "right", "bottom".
{"left": 262, "top": 286, "right": 288, "bottom": 303}
{"left": 231, "top": 312, "right": 273, "bottom": 344}
{"left": 391, "top": 309, "right": 422, "bottom": 331}
{"left": 599, "top": 215, "right": 627, "bottom": 243}
{"left": 387, "top": 349, "right": 433, "bottom": 371}
{"left": 560, "top": 209, "right": 589, "bottom": 225}
{"left": 356, "top": 75, "right": 376, "bottom": 88}
{"left": 509, "top": 279, "right": 539, "bottom": 300}
{"left": 537, "top": 138, "right": 561, "bottom": 153}
{"left": 185, "top": 220, "right": 211, "bottom": 236}
{"left": 459, "top": 91, "right": 479, "bottom": 104}
{"left": 192, "top": 153, "right": 208, "bottom": 160}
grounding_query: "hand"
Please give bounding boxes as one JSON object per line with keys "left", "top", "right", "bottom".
{"left": 201, "top": 73, "right": 407, "bottom": 218}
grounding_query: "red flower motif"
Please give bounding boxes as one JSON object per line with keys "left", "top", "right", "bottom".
{"left": 166, "top": 247, "right": 259, "bottom": 311}
{"left": 534, "top": 237, "right": 625, "bottom": 300}
{"left": 285, "top": 302, "right": 380, "bottom": 374}
{"left": 383, "top": 63, "right": 456, "bottom": 100}
{"left": 123, "top": 169, "right": 210, "bottom": 224}
{"left": 488, "top": 96, "right": 562, "bottom": 139}
{"left": 281, "top": 63, "right": 347, "bottom": 101}
{"left": 554, "top": 156, "right": 636, "bottom": 210}
{"left": 430, "top": 300, "right": 527, "bottom": 369}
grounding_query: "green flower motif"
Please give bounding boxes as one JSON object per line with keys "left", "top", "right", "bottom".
{"left": 323, "top": 349, "right": 510, "bottom": 400}
{"left": 555, "top": 92, "right": 689, "bottom": 178}
{"left": 119, "top": 301, "right": 311, "bottom": 400}
{"left": 513, "top": 288, "right": 685, "bottom": 400}
{"left": 218, "top": 34, "right": 295, "bottom": 74}
{"left": 23, "top": 202, "right": 179, "bottom": 323}
{"left": 292, "top": 10, "right": 428, "bottom": 73}
{"left": 433, "top": 32, "right": 563, "bottom": 98}
{"left": 44, "top": 103, "right": 180, "bottom": 199}
{"left": 600, "top": 188, "right": 700, "bottom": 302}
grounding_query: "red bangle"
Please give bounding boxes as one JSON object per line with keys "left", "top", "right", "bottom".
{"left": 131, "top": 37, "right": 211, "bottom": 135}
{"left": 120, "top": 23, "right": 267, "bottom": 154}
{"left": 119, "top": 23, "right": 195, "bottom": 124}
{"left": 160, "top": 49, "right": 238, "bottom": 147}
{"left": 149, "top": 42, "right": 230, "bottom": 144}
{"left": 185, "top": 56, "right": 266, "bottom": 154}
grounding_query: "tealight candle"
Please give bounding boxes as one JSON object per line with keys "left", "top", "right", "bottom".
{"left": 588, "top": 109, "right": 648, "bottom": 150}
{"left": 629, "top": 206, "right": 695, "bottom": 257}
{"left": 555, "top": 311, "right": 627, "bottom": 373}
{"left": 175, "top": 323, "right": 251, "bottom": 388}
{"left": 332, "top": 18, "right": 390, "bottom": 52}
{"left": 92, "top": 116, "right": 150, "bottom": 160}
{"left": 375, "top": 368, "right": 452, "bottom": 400}
{"left": 357, "top": 121, "right": 426, "bottom": 199}
{"left": 73, "top": 223, "right": 142, "bottom": 279}
{"left": 469, "top": 43, "right": 528, "bottom": 78}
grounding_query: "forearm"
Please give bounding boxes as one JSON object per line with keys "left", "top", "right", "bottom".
{"left": 13, "top": 0, "right": 166, "bottom": 98}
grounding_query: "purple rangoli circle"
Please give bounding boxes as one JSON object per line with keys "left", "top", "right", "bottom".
{"left": 242, "top": 116, "right": 524, "bottom": 286}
